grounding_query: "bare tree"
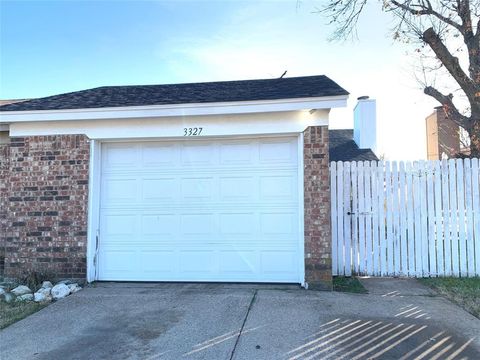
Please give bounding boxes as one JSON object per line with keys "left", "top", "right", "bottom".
{"left": 321, "top": 0, "right": 480, "bottom": 157}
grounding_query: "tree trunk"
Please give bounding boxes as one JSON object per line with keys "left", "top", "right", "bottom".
{"left": 469, "top": 119, "right": 480, "bottom": 158}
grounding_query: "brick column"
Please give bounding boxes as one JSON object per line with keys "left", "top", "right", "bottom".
{"left": 303, "top": 126, "right": 332, "bottom": 290}
{"left": 0, "top": 142, "right": 9, "bottom": 276}
{"left": 4, "top": 135, "right": 90, "bottom": 280}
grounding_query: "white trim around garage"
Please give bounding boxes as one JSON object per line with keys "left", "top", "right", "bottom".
{"left": 86, "top": 133, "right": 306, "bottom": 284}
{"left": 86, "top": 140, "right": 101, "bottom": 283}
{"left": 297, "top": 133, "right": 306, "bottom": 286}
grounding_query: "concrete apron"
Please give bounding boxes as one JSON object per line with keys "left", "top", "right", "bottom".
{"left": 0, "top": 281, "right": 479, "bottom": 360}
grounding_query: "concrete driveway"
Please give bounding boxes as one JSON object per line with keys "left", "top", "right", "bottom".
{"left": 1, "top": 279, "right": 479, "bottom": 360}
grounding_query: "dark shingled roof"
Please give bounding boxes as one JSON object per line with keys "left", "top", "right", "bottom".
{"left": 0, "top": 75, "right": 348, "bottom": 112}
{"left": 329, "top": 129, "right": 378, "bottom": 162}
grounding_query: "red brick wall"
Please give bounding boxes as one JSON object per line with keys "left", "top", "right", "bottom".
{"left": 4, "top": 135, "right": 90, "bottom": 279}
{"left": 0, "top": 142, "right": 9, "bottom": 275}
{"left": 303, "top": 126, "right": 332, "bottom": 289}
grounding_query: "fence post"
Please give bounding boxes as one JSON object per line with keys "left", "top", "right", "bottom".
{"left": 330, "top": 162, "right": 338, "bottom": 276}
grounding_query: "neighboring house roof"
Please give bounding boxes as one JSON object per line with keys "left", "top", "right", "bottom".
{"left": 329, "top": 129, "right": 378, "bottom": 162}
{"left": 0, "top": 75, "right": 348, "bottom": 112}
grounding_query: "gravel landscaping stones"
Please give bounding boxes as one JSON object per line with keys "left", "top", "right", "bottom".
{"left": 11, "top": 286, "right": 32, "bottom": 296}
{"left": 1, "top": 281, "right": 81, "bottom": 304}
{"left": 68, "top": 283, "right": 81, "bottom": 294}
{"left": 41, "top": 281, "right": 53, "bottom": 289}
{"left": 16, "top": 294, "right": 34, "bottom": 302}
{"left": 1, "top": 292, "right": 16, "bottom": 303}
{"left": 51, "top": 283, "right": 71, "bottom": 300}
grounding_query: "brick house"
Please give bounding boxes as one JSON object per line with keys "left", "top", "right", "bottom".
{"left": 0, "top": 75, "right": 348, "bottom": 289}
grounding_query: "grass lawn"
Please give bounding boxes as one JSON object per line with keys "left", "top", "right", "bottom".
{"left": 419, "top": 277, "right": 480, "bottom": 318}
{"left": 0, "top": 301, "right": 47, "bottom": 329}
{"left": 333, "top": 276, "right": 368, "bottom": 293}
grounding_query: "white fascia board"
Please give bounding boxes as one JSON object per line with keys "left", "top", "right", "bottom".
{"left": 0, "top": 95, "right": 348, "bottom": 123}
{"left": 9, "top": 110, "right": 330, "bottom": 139}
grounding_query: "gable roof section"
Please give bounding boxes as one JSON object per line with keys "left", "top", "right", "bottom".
{"left": 0, "top": 75, "right": 348, "bottom": 112}
{"left": 329, "top": 129, "right": 378, "bottom": 162}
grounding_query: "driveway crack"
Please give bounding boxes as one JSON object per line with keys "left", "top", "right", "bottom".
{"left": 229, "top": 289, "right": 257, "bottom": 360}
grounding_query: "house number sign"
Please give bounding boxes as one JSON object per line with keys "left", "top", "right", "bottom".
{"left": 183, "top": 127, "right": 203, "bottom": 136}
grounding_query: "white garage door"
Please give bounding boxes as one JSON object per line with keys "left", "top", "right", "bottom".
{"left": 98, "top": 137, "right": 302, "bottom": 282}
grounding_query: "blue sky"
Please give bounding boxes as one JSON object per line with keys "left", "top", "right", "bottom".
{"left": 0, "top": 0, "right": 438, "bottom": 159}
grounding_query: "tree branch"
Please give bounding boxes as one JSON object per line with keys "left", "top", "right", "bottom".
{"left": 390, "top": 0, "right": 463, "bottom": 32}
{"left": 424, "top": 86, "right": 472, "bottom": 129}
{"left": 422, "top": 27, "right": 478, "bottom": 102}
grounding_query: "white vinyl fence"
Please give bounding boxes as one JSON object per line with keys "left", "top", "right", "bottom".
{"left": 331, "top": 158, "right": 480, "bottom": 277}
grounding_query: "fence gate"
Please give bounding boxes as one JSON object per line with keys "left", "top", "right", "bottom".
{"left": 331, "top": 159, "right": 480, "bottom": 277}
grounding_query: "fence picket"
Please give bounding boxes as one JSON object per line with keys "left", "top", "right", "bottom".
{"left": 343, "top": 162, "right": 352, "bottom": 276}
{"left": 449, "top": 159, "right": 460, "bottom": 276}
{"left": 358, "top": 162, "right": 366, "bottom": 274}
{"left": 464, "top": 159, "right": 475, "bottom": 276}
{"left": 413, "top": 162, "right": 423, "bottom": 277}
{"left": 398, "top": 162, "right": 408, "bottom": 276}
{"left": 351, "top": 162, "right": 359, "bottom": 274}
{"left": 391, "top": 162, "right": 401, "bottom": 275}
{"left": 337, "top": 162, "right": 345, "bottom": 275}
{"left": 456, "top": 159, "right": 467, "bottom": 276}
{"left": 426, "top": 161, "right": 436, "bottom": 276}
{"left": 406, "top": 162, "right": 415, "bottom": 276}
{"left": 385, "top": 162, "right": 394, "bottom": 275}
{"left": 378, "top": 162, "right": 387, "bottom": 276}
{"left": 433, "top": 161, "right": 443, "bottom": 277}
{"left": 419, "top": 161, "right": 429, "bottom": 276}
{"left": 364, "top": 162, "right": 373, "bottom": 274}
{"left": 371, "top": 161, "right": 380, "bottom": 276}
{"left": 442, "top": 159, "right": 452, "bottom": 276}
{"left": 472, "top": 158, "right": 480, "bottom": 275}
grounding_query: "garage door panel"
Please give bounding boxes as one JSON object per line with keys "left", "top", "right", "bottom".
{"left": 102, "top": 214, "right": 137, "bottom": 236}
{"left": 219, "top": 176, "right": 255, "bottom": 201}
{"left": 219, "top": 251, "right": 258, "bottom": 273}
{"left": 181, "top": 144, "right": 215, "bottom": 165}
{"left": 259, "top": 139, "right": 297, "bottom": 164}
{"left": 260, "top": 175, "right": 297, "bottom": 200}
{"left": 100, "top": 250, "right": 136, "bottom": 275}
{"left": 141, "top": 251, "right": 176, "bottom": 273}
{"left": 181, "top": 177, "right": 214, "bottom": 199}
{"left": 180, "top": 214, "right": 214, "bottom": 235}
{"left": 261, "top": 251, "right": 298, "bottom": 274}
{"left": 219, "top": 142, "right": 254, "bottom": 164}
{"left": 219, "top": 213, "right": 255, "bottom": 236}
{"left": 260, "top": 212, "right": 297, "bottom": 235}
{"left": 98, "top": 137, "right": 302, "bottom": 283}
{"left": 102, "top": 178, "right": 137, "bottom": 203}
{"left": 179, "top": 251, "right": 217, "bottom": 273}
{"left": 141, "top": 214, "right": 177, "bottom": 236}
{"left": 142, "top": 178, "right": 177, "bottom": 201}
{"left": 142, "top": 144, "right": 176, "bottom": 167}
{"left": 103, "top": 143, "right": 139, "bottom": 169}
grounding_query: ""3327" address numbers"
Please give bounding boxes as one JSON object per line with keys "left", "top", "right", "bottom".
{"left": 183, "top": 127, "right": 203, "bottom": 136}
